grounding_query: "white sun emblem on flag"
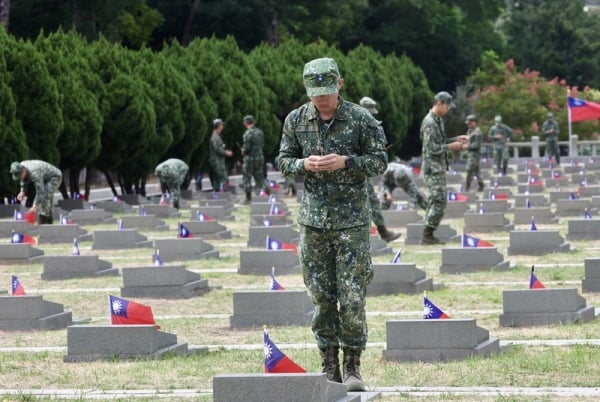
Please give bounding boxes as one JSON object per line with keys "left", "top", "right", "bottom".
{"left": 264, "top": 342, "right": 273, "bottom": 358}
{"left": 111, "top": 299, "right": 123, "bottom": 314}
{"left": 467, "top": 237, "right": 475, "bottom": 247}
{"left": 423, "top": 304, "right": 433, "bottom": 318}
{"left": 270, "top": 241, "right": 280, "bottom": 250}
{"left": 11, "top": 233, "right": 20, "bottom": 243}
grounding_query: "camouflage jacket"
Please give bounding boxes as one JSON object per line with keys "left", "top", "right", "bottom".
{"left": 487, "top": 123, "right": 513, "bottom": 148}
{"left": 466, "top": 126, "right": 483, "bottom": 155}
{"left": 278, "top": 96, "right": 388, "bottom": 229}
{"left": 541, "top": 120, "right": 559, "bottom": 138}
{"left": 383, "top": 162, "right": 414, "bottom": 193}
{"left": 155, "top": 158, "right": 189, "bottom": 181}
{"left": 242, "top": 127, "right": 265, "bottom": 160}
{"left": 420, "top": 110, "right": 454, "bottom": 175}
{"left": 209, "top": 132, "right": 226, "bottom": 163}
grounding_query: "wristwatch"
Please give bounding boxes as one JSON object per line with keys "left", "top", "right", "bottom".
{"left": 345, "top": 156, "right": 355, "bottom": 169}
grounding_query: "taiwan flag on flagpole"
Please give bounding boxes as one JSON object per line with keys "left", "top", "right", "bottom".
{"left": 108, "top": 295, "right": 159, "bottom": 328}
{"left": 178, "top": 223, "right": 192, "bottom": 238}
{"left": 530, "top": 217, "right": 537, "bottom": 231}
{"left": 462, "top": 233, "right": 494, "bottom": 248}
{"left": 196, "top": 211, "right": 212, "bottom": 222}
{"left": 10, "top": 230, "right": 37, "bottom": 245}
{"left": 11, "top": 275, "right": 26, "bottom": 296}
{"left": 529, "top": 266, "right": 545, "bottom": 289}
{"left": 269, "top": 267, "right": 285, "bottom": 290}
{"left": 269, "top": 204, "right": 284, "bottom": 216}
{"left": 266, "top": 235, "right": 298, "bottom": 254}
{"left": 263, "top": 327, "right": 305, "bottom": 373}
{"left": 568, "top": 96, "right": 600, "bottom": 122}
{"left": 423, "top": 292, "right": 450, "bottom": 319}
{"left": 447, "top": 191, "right": 467, "bottom": 202}
{"left": 153, "top": 249, "right": 164, "bottom": 266}
{"left": 391, "top": 250, "right": 402, "bottom": 264}
{"left": 584, "top": 208, "right": 593, "bottom": 220}
{"left": 72, "top": 238, "right": 80, "bottom": 256}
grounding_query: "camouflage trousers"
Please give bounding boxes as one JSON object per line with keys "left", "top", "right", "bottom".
{"left": 28, "top": 177, "right": 61, "bottom": 217}
{"left": 242, "top": 157, "right": 267, "bottom": 193}
{"left": 465, "top": 154, "right": 482, "bottom": 190}
{"left": 546, "top": 137, "right": 560, "bottom": 165}
{"left": 300, "top": 224, "right": 373, "bottom": 350}
{"left": 367, "top": 180, "right": 384, "bottom": 227}
{"left": 381, "top": 174, "right": 428, "bottom": 210}
{"left": 423, "top": 172, "right": 447, "bottom": 229}
{"left": 209, "top": 160, "right": 228, "bottom": 191}
{"left": 159, "top": 176, "right": 184, "bottom": 207}
{"left": 493, "top": 146, "right": 509, "bottom": 171}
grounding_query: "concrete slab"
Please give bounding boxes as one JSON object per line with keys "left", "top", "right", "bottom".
{"left": 250, "top": 202, "right": 289, "bottom": 216}
{"left": 63, "top": 325, "right": 189, "bottom": 362}
{"left": 230, "top": 290, "right": 313, "bottom": 328}
{"left": 370, "top": 235, "right": 395, "bottom": 256}
{"left": 513, "top": 207, "right": 558, "bottom": 225}
{"left": 69, "top": 209, "right": 117, "bottom": 225}
{"left": 141, "top": 205, "right": 181, "bottom": 218}
{"left": 92, "top": 199, "right": 135, "bottom": 213}
{"left": 42, "top": 255, "right": 118, "bottom": 280}
{"left": 555, "top": 199, "right": 593, "bottom": 217}
{"left": 247, "top": 225, "right": 300, "bottom": 248}
{"left": 57, "top": 199, "right": 89, "bottom": 211}
{"left": 507, "top": 231, "right": 570, "bottom": 255}
{"left": 0, "top": 220, "right": 37, "bottom": 237}
{"left": 582, "top": 258, "right": 600, "bottom": 293}
{"left": 578, "top": 185, "right": 600, "bottom": 197}
{"left": 380, "top": 210, "right": 423, "bottom": 227}
{"left": 382, "top": 319, "right": 500, "bottom": 362}
{"left": 440, "top": 248, "right": 510, "bottom": 273}
{"left": 0, "top": 204, "right": 21, "bottom": 218}
{"left": 367, "top": 263, "right": 433, "bottom": 296}
{"left": 0, "top": 244, "right": 44, "bottom": 264}
{"left": 250, "top": 215, "right": 294, "bottom": 227}
{"left": 463, "top": 212, "right": 513, "bottom": 233}
{"left": 239, "top": 250, "right": 300, "bottom": 275}
{"left": 92, "top": 229, "right": 152, "bottom": 250}
{"left": 36, "top": 224, "right": 92, "bottom": 244}
{"left": 512, "top": 194, "right": 548, "bottom": 207}
{"left": 121, "top": 265, "right": 209, "bottom": 298}
{"left": 517, "top": 184, "right": 545, "bottom": 194}
{"left": 190, "top": 206, "right": 235, "bottom": 221}
{"left": 121, "top": 194, "right": 153, "bottom": 206}
{"left": 176, "top": 221, "right": 231, "bottom": 239}
{"left": 0, "top": 295, "right": 72, "bottom": 330}
{"left": 405, "top": 223, "right": 459, "bottom": 245}
{"left": 477, "top": 199, "right": 510, "bottom": 213}
{"left": 153, "top": 238, "right": 219, "bottom": 261}
{"left": 119, "top": 215, "right": 169, "bottom": 231}
{"left": 443, "top": 201, "right": 471, "bottom": 219}
{"left": 567, "top": 219, "right": 600, "bottom": 240}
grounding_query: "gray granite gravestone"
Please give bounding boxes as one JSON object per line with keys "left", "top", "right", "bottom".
{"left": 549, "top": 190, "right": 575, "bottom": 203}
{"left": 404, "top": 223, "right": 459, "bottom": 245}
{"left": 93, "top": 200, "right": 135, "bottom": 213}
{"left": 57, "top": 199, "right": 89, "bottom": 211}
{"left": 570, "top": 174, "right": 596, "bottom": 185}
{"left": 230, "top": 290, "right": 313, "bottom": 328}
{"left": 0, "top": 204, "right": 21, "bottom": 218}
{"left": 513, "top": 207, "right": 558, "bottom": 225}
{"left": 440, "top": 248, "right": 510, "bottom": 273}
{"left": 190, "top": 206, "right": 234, "bottom": 221}
{"left": 370, "top": 235, "right": 394, "bottom": 256}
{"left": 176, "top": 221, "right": 231, "bottom": 239}
{"left": 582, "top": 258, "right": 600, "bottom": 292}
{"left": 443, "top": 200, "right": 471, "bottom": 218}
{"left": 380, "top": 210, "right": 423, "bottom": 227}
{"left": 555, "top": 199, "right": 593, "bottom": 217}
{"left": 567, "top": 218, "right": 600, "bottom": 240}
{"left": 249, "top": 215, "right": 294, "bottom": 227}
{"left": 507, "top": 230, "right": 570, "bottom": 255}
{"left": 198, "top": 198, "right": 235, "bottom": 209}
{"left": 250, "top": 202, "right": 288, "bottom": 216}
{"left": 37, "top": 224, "right": 92, "bottom": 244}
{"left": 0, "top": 295, "right": 72, "bottom": 330}
{"left": 489, "top": 175, "right": 515, "bottom": 186}
{"left": 238, "top": 250, "right": 300, "bottom": 275}
{"left": 63, "top": 325, "right": 189, "bottom": 362}
{"left": 367, "top": 263, "right": 434, "bottom": 296}
{"left": 0, "top": 244, "right": 44, "bottom": 263}
{"left": 499, "top": 288, "right": 595, "bottom": 327}
{"left": 517, "top": 184, "right": 545, "bottom": 194}
{"left": 121, "top": 194, "right": 153, "bottom": 206}
{"left": 42, "top": 255, "right": 118, "bottom": 280}
{"left": 141, "top": 205, "right": 181, "bottom": 218}
{"left": 0, "top": 220, "right": 37, "bottom": 237}
{"left": 153, "top": 238, "right": 219, "bottom": 261}
{"left": 69, "top": 209, "right": 117, "bottom": 225}
{"left": 512, "top": 194, "right": 548, "bottom": 207}
{"left": 382, "top": 319, "right": 500, "bottom": 362}
{"left": 477, "top": 199, "right": 510, "bottom": 213}
{"left": 578, "top": 185, "right": 600, "bottom": 197}
{"left": 92, "top": 229, "right": 152, "bottom": 249}
{"left": 119, "top": 215, "right": 169, "bottom": 231}
{"left": 213, "top": 373, "right": 375, "bottom": 402}
{"left": 121, "top": 265, "right": 209, "bottom": 298}
{"left": 463, "top": 212, "right": 513, "bottom": 233}
{"left": 247, "top": 225, "right": 300, "bottom": 248}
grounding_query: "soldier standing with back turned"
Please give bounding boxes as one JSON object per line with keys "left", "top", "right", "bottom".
{"left": 241, "top": 115, "right": 270, "bottom": 204}
{"left": 463, "top": 114, "right": 484, "bottom": 192}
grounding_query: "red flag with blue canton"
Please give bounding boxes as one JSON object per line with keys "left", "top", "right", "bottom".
{"left": 10, "top": 231, "right": 36, "bottom": 245}
{"left": 462, "top": 233, "right": 494, "bottom": 248}
{"left": 269, "top": 204, "right": 284, "bottom": 216}
{"left": 423, "top": 294, "right": 450, "bottom": 319}
{"left": 24, "top": 210, "right": 36, "bottom": 224}
{"left": 529, "top": 266, "right": 545, "bottom": 289}
{"left": 447, "top": 191, "right": 467, "bottom": 202}
{"left": 528, "top": 177, "right": 543, "bottom": 186}
{"left": 60, "top": 214, "right": 73, "bottom": 225}
{"left": 269, "top": 267, "right": 285, "bottom": 290}
{"left": 11, "top": 275, "right": 26, "bottom": 296}
{"left": 109, "top": 295, "right": 159, "bottom": 328}
{"left": 391, "top": 250, "right": 402, "bottom": 263}
{"left": 568, "top": 96, "right": 600, "bottom": 122}
{"left": 178, "top": 223, "right": 192, "bottom": 238}
{"left": 263, "top": 328, "right": 305, "bottom": 373}
{"left": 197, "top": 211, "right": 212, "bottom": 221}
{"left": 266, "top": 235, "right": 298, "bottom": 254}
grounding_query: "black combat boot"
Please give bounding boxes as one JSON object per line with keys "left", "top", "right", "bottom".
{"left": 173, "top": 201, "right": 179, "bottom": 209}
{"left": 421, "top": 225, "right": 444, "bottom": 245}
{"left": 477, "top": 181, "right": 485, "bottom": 192}
{"left": 38, "top": 215, "right": 53, "bottom": 225}
{"left": 342, "top": 347, "right": 366, "bottom": 391}
{"left": 502, "top": 160, "right": 508, "bottom": 175}
{"left": 377, "top": 225, "right": 401, "bottom": 242}
{"left": 319, "top": 346, "right": 342, "bottom": 383}
{"left": 243, "top": 191, "right": 251, "bottom": 205}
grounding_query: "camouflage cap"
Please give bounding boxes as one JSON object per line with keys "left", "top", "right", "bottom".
{"left": 494, "top": 115, "right": 502, "bottom": 123}
{"left": 465, "top": 114, "right": 477, "bottom": 123}
{"left": 10, "top": 161, "right": 23, "bottom": 180}
{"left": 434, "top": 91, "right": 456, "bottom": 108}
{"left": 212, "top": 118, "right": 224, "bottom": 128}
{"left": 547, "top": 112, "right": 554, "bottom": 118}
{"left": 359, "top": 96, "right": 378, "bottom": 114}
{"left": 243, "top": 115, "right": 255, "bottom": 123}
{"left": 303, "top": 57, "right": 340, "bottom": 97}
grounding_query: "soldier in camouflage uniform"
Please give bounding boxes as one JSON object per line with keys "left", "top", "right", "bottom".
{"left": 154, "top": 158, "right": 189, "bottom": 209}
{"left": 542, "top": 112, "right": 560, "bottom": 166}
{"left": 487, "top": 115, "right": 513, "bottom": 175}
{"left": 381, "top": 162, "right": 428, "bottom": 210}
{"left": 241, "top": 115, "right": 270, "bottom": 204}
{"left": 420, "top": 92, "right": 468, "bottom": 245}
{"left": 359, "top": 96, "right": 400, "bottom": 242}
{"left": 463, "top": 114, "right": 485, "bottom": 192}
{"left": 278, "top": 57, "right": 387, "bottom": 391}
{"left": 209, "top": 118, "right": 232, "bottom": 191}
{"left": 10, "top": 160, "right": 62, "bottom": 224}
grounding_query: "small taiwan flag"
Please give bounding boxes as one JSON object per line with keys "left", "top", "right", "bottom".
{"left": 479, "top": 204, "right": 485, "bottom": 214}
{"left": 113, "top": 196, "right": 121, "bottom": 203}
{"left": 269, "top": 180, "right": 281, "bottom": 190}
{"left": 263, "top": 327, "right": 305, "bottom": 373}
{"left": 197, "top": 211, "right": 212, "bottom": 221}
{"left": 72, "top": 238, "right": 80, "bottom": 256}
{"left": 178, "top": 223, "right": 192, "bottom": 238}
{"left": 109, "top": 295, "right": 159, "bottom": 328}
{"left": 447, "top": 191, "right": 467, "bottom": 202}
{"left": 462, "top": 233, "right": 494, "bottom": 248}
{"left": 140, "top": 206, "right": 146, "bottom": 216}
{"left": 269, "top": 267, "right": 285, "bottom": 290}
{"left": 11, "top": 275, "right": 26, "bottom": 296}
{"left": 370, "top": 226, "right": 378, "bottom": 235}
{"left": 529, "top": 266, "right": 545, "bottom": 289}
{"left": 266, "top": 236, "right": 298, "bottom": 254}
{"left": 569, "top": 192, "right": 577, "bottom": 200}
{"left": 269, "top": 204, "right": 284, "bottom": 216}
{"left": 423, "top": 293, "right": 450, "bottom": 319}
{"left": 14, "top": 210, "right": 35, "bottom": 224}
{"left": 263, "top": 218, "right": 271, "bottom": 226}
{"left": 153, "top": 249, "right": 164, "bottom": 266}
{"left": 391, "top": 250, "right": 402, "bottom": 264}
{"left": 118, "top": 219, "right": 124, "bottom": 230}
{"left": 552, "top": 170, "right": 562, "bottom": 179}
{"left": 60, "top": 214, "right": 73, "bottom": 225}
{"left": 525, "top": 198, "right": 531, "bottom": 208}
{"left": 530, "top": 217, "right": 537, "bottom": 231}
{"left": 528, "top": 177, "right": 543, "bottom": 186}
{"left": 159, "top": 195, "right": 167, "bottom": 206}
{"left": 10, "top": 231, "right": 37, "bottom": 245}
{"left": 584, "top": 209, "right": 592, "bottom": 220}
